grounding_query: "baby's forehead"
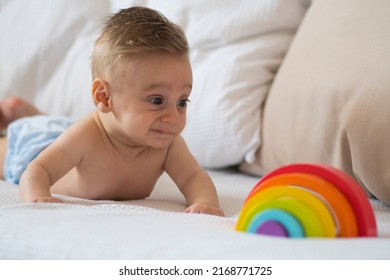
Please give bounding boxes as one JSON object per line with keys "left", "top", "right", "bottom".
{"left": 109, "top": 52, "right": 192, "bottom": 90}
{"left": 111, "top": 51, "right": 189, "bottom": 69}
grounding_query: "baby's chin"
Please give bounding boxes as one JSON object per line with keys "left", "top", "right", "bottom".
{"left": 147, "top": 131, "right": 178, "bottom": 147}
{"left": 148, "top": 138, "right": 175, "bottom": 149}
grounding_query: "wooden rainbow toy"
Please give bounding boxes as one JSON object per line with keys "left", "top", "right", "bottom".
{"left": 236, "top": 163, "right": 377, "bottom": 238}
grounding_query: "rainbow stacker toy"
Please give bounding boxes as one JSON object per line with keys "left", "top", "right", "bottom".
{"left": 236, "top": 163, "right": 377, "bottom": 238}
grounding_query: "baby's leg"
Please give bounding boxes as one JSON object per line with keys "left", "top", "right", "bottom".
{"left": 0, "top": 137, "right": 7, "bottom": 179}
{"left": 0, "top": 97, "right": 42, "bottom": 179}
{"left": 0, "top": 97, "right": 42, "bottom": 130}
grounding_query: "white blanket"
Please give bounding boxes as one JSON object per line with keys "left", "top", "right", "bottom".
{"left": 1, "top": 170, "right": 390, "bottom": 259}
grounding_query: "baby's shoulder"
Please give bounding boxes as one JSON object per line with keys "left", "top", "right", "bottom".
{"left": 59, "top": 114, "right": 101, "bottom": 144}
{"left": 69, "top": 113, "right": 99, "bottom": 131}
{"left": 164, "top": 135, "right": 193, "bottom": 161}
{"left": 167, "top": 135, "right": 188, "bottom": 151}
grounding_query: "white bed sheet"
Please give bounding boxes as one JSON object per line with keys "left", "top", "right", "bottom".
{"left": 0, "top": 169, "right": 390, "bottom": 260}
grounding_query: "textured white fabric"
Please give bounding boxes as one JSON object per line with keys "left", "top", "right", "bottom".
{"left": 0, "top": 0, "right": 309, "bottom": 168}
{"left": 1, "top": 170, "right": 390, "bottom": 260}
{"left": 0, "top": 0, "right": 103, "bottom": 119}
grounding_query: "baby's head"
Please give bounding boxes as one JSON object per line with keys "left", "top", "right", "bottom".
{"left": 91, "top": 6, "right": 189, "bottom": 80}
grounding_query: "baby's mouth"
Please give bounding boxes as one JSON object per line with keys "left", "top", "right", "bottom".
{"left": 151, "top": 128, "right": 176, "bottom": 135}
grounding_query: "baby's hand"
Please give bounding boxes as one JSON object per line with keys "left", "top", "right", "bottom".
{"left": 31, "top": 197, "right": 64, "bottom": 203}
{"left": 185, "top": 203, "right": 225, "bottom": 217}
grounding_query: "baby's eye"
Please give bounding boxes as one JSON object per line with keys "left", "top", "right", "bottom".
{"left": 178, "top": 98, "right": 190, "bottom": 108}
{"left": 149, "top": 97, "right": 163, "bottom": 105}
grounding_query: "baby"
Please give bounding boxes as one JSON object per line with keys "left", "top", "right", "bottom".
{"left": 0, "top": 7, "right": 224, "bottom": 216}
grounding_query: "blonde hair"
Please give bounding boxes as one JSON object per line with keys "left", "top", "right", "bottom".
{"left": 91, "top": 6, "right": 189, "bottom": 80}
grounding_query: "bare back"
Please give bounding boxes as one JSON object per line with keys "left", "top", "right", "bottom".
{"left": 49, "top": 112, "right": 168, "bottom": 200}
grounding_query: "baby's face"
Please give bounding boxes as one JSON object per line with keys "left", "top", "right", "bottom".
{"left": 107, "top": 52, "right": 192, "bottom": 149}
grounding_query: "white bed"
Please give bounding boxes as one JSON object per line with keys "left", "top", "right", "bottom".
{"left": 1, "top": 170, "right": 390, "bottom": 259}
{"left": 1, "top": 0, "right": 390, "bottom": 260}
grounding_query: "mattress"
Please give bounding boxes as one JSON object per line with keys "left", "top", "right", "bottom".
{"left": 0, "top": 169, "right": 389, "bottom": 260}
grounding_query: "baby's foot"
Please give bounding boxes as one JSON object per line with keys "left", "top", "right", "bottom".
{"left": 0, "top": 97, "right": 41, "bottom": 130}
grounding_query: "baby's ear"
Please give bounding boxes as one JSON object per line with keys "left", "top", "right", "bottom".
{"left": 92, "top": 79, "right": 112, "bottom": 113}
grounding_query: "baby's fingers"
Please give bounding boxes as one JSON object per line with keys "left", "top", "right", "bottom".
{"left": 185, "top": 204, "right": 225, "bottom": 217}
{"left": 32, "top": 197, "right": 64, "bottom": 203}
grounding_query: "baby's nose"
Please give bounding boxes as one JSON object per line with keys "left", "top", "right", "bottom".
{"left": 161, "top": 106, "right": 180, "bottom": 123}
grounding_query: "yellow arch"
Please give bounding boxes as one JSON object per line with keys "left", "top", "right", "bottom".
{"left": 236, "top": 185, "right": 337, "bottom": 237}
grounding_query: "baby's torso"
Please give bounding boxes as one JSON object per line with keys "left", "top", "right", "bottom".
{"left": 51, "top": 150, "right": 166, "bottom": 200}
{"left": 50, "top": 115, "right": 168, "bottom": 200}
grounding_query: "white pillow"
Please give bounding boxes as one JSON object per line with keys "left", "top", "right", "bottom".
{"left": 0, "top": 0, "right": 106, "bottom": 119}
{"left": 0, "top": 0, "right": 309, "bottom": 168}
{"left": 143, "top": 0, "right": 310, "bottom": 168}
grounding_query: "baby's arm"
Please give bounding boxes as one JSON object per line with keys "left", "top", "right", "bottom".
{"left": 165, "top": 136, "right": 224, "bottom": 216}
{"left": 19, "top": 153, "right": 66, "bottom": 203}
{"left": 19, "top": 122, "right": 87, "bottom": 203}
